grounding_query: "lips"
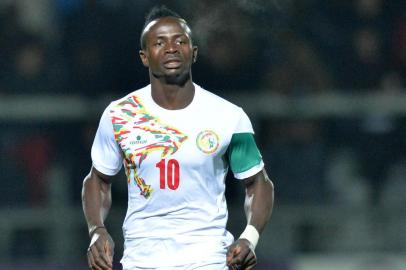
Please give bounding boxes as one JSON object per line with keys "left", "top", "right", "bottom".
{"left": 163, "top": 58, "right": 182, "bottom": 68}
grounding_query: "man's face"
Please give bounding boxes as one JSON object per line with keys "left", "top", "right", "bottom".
{"left": 140, "top": 17, "right": 197, "bottom": 83}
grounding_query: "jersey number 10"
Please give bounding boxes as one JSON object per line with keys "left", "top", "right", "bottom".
{"left": 156, "top": 159, "right": 180, "bottom": 190}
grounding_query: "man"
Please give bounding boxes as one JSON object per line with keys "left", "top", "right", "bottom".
{"left": 82, "top": 5, "right": 274, "bottom": 270}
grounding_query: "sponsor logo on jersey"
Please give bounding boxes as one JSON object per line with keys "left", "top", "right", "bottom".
{"left": 130, "top": 135, "right": 147, "bottom": 145}
{"left": 196, "top": 130, "right": 219, "bottom": 154}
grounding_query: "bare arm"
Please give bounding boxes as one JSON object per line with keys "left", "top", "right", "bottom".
{"left": 82, "top": 167, "right": 112, "bottom": 233}
{"left": 227, "top": 168, "right": 274, "bottom": 270}
{"left": 243, "top": 168, "right": 274, "bottom": 234}
{"left": 82, "top": 166, "right": 115, "bottom": 270}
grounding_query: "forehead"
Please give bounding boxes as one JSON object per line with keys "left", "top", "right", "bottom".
{"left": 143, "top": 17, "right": 191, "bottom": 38}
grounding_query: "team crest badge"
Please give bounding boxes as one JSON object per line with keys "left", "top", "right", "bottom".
{"left": 196, "top": 130, "right": 219, "bottom": 154}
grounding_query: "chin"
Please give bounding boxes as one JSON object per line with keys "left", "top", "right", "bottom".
{"left": 164, "top": 73, "right": 190, "bottom": 85}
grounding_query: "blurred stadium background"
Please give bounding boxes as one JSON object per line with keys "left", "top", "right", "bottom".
{"left": 0, "top": 0, "right": 405, "bottom": 269}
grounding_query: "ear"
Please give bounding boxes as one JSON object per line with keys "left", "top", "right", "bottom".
{"left": 192, "top": 46, "right": 198, "bottom": 63}
{"left": 139, "top": 50, "right": 149, "bottom": 67}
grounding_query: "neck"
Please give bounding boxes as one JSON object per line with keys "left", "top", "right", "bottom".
{"left": 150, "top": 79, "right": 195, "bottom": 110}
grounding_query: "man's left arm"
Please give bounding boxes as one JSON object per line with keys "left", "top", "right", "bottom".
{"left": 226, "top": 168, "right": 274, "bottom": 270}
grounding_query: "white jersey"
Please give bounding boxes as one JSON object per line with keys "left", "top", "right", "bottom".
{"left": 91, "top": 83, "right": 264, "bottom": 268}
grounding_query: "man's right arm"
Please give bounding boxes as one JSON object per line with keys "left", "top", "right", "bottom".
{"left": 82, "top": 166, "right": 114, "bottom": 270}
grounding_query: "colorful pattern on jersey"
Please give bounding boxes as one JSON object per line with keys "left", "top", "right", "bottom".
{"left": 110, "top": 95, "right": 188, "bottom": 198}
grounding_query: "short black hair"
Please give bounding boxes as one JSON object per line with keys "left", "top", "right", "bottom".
{"left": 140, "top": 5, "right": 190, "bottom": 49}
{"left": 143, "top": 5, "right": 182, "bottom": 30}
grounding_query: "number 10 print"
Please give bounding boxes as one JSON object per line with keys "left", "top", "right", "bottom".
{"left": 156, "top": 159, "right": 180, "bottom": 190}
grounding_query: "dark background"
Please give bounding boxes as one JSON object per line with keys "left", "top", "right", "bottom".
{"left": 0, "top": 0, "right": 405, "bottom": 269}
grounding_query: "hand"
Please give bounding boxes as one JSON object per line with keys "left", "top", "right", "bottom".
{"left": 226, "top": 238, "right": 257, "bottom": 270}
{"left": 87, "top": 228, "right": 115, "bottom": 270}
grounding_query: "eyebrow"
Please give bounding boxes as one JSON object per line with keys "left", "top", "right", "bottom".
{"left": 154, "top": 33, "right": 188, "bottom": 39}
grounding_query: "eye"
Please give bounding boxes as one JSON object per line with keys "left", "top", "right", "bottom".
{"left": 176, "top": 39, "right": 187, "bottom": 45}
{"left": 154, "top": 40, "right": 164, "bottom": 47}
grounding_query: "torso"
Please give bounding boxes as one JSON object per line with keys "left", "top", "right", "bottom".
{"left": 107, "top": 83, "right": 246, "bottom": 267}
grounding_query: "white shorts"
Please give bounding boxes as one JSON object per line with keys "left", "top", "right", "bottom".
{"left": 122, "top": 261, "right": 228, "bottom": 270}
{"left": 121, "top": 236, "right": 233, "bottom": 270}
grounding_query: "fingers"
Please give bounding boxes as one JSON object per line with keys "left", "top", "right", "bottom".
{"left": 87, "top": 250, "right": 102, "bottom": 270}
{"left": 227, "top": 245, "right": 248, "bottom": 266}
{"left": 93, "top": 243, "right": 113, "bottom": 267}
{"left": 226, "top": 244, "right": 241, "bottom": 265}
{"left": 226, "top": 241, "right": 257, "bottom": 270}
{"left": 104, "top": 239, "right": 114, "bottom": 265}
{"left": 87, "top": 239, "right": 113, "bottom": 270}
{"left": 243, "top": 251, "right": 257, "bottom": 270}
{"left": 87, "top": 251, "right": 95, "bottom": 270}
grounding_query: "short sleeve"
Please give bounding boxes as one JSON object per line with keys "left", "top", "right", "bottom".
{"left": 234, "top": 108, "right": 254, "bottom": 134}
{"left": 91, "top": 106, "right": 123, "bottom": 176}
{"left": 227, "top": 108, "right": 264, "bottom": 179}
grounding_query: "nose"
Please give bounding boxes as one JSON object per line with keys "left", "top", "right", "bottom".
{"left": 165, "top": 41, "right": 178, "bottom": 54}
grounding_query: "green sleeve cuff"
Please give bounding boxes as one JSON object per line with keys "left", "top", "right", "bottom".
{"left": 227, "top": 133, "right": 262, "bottom": 174}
